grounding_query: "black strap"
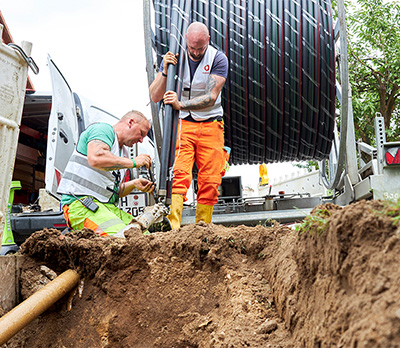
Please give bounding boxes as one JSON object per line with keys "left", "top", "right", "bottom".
{"left": 183, "top": 115, "right": 223, "bottom": 123}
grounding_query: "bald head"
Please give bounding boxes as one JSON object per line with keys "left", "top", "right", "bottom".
{"left": 186, "top": 22, "right": 210, "bottom": 61}
{"left": 186, "top": 22, "right": 209, "bottom": 39}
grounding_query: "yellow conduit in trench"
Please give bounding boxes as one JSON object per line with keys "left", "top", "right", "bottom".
{"left": 0, "top": 269, "right": 80, "bottom": 346}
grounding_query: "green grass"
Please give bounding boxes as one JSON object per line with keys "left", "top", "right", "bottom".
{"left": 295, "top": 209, "right": 331, "bottom": 236}
{"left": 380, "top": 199, "right": 400, "bottom": 226}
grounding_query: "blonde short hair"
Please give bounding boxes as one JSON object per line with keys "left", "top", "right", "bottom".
{"left": 121, "top": 110, "right": 150, "bottom": 126}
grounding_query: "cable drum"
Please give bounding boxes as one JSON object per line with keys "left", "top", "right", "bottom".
{"left": 152, "top": 0, "right": 335, "bottom": 164}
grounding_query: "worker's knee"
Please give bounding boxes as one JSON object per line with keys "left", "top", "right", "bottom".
{"left": 196, "top": 178, "right": 221, "bottom": 205}
{"left": 172, "top": 169, "right": 192, "bottom": 192}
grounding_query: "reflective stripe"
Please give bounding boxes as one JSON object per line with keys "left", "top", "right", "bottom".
{"left": 98, "top": 218, "right": 126, "bottom": 231}
{"left": 69, "top": 155, "right": 114, "bottom": 181}
{"left": 66, "top": 199, "right": 133, "bottom": 236}
{"left": 61, "top": 171, "right": 113, "bottom": 197}
{"left": 83, "top": 219, "right": 98, "bottom": 230}
{"left": 83, "top": 219, "right": 109, "bottom": 237}
{"left": 62, "top": 205, "right": 71, "bottom": 229}
{"left": 58, "top": 129, "right": 127, "bottom": 203}
{"left": 172, "top": 119, "right": 184, "bottom": 177}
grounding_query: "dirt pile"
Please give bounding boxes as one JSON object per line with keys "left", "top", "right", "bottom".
{"left": 3, "top": 200, "right": 400, "bottom": 348}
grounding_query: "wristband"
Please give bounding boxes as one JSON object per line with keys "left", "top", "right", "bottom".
{"left": 131, "top": 159, "right": 137, "bottom": 168}
{"left": 161, "top": 72, "right": 167, "bottom": 77}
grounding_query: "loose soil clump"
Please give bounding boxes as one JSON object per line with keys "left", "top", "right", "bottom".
{"left": 3, "top": 200, "right": 400, "bottom": 347}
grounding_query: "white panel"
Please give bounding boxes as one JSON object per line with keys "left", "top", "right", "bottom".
{"left": 45, "top": 56, "right": 78, "bottom": 199}
{"left": 0, "top": 27, "right": 31, "bottom": 241}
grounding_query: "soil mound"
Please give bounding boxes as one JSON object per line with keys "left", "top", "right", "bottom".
{"left": 3, "top": 200, "right": 400, "bottom": 348}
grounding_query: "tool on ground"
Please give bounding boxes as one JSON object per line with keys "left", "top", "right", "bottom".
{"left": 117, "top": 164, "right": 169, "bottom": 235}
{"left": 114, "top": 202, "right": 169, "bottom": 236}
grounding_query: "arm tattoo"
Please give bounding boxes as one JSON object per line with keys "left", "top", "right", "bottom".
{"left": 89, "top": 140, "right": 126, "bottom": 171}
{"left": 180, "top": 75, "right": 218, "bottom": 110}
{"left": 92, "top": 140, "right": 111, "bottom": 156}
{"left": 102, "top": 165, "right": 126, "bottom": 171}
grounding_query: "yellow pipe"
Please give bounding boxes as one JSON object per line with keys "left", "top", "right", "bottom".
{"left": 0, "top": 269, "right": 79, "bottom": 346}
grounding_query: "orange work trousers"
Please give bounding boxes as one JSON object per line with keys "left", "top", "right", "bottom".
{"left": 172, "top": 118, "right": 225, "bottom": 205}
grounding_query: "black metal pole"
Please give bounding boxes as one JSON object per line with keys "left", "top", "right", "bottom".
{"left": 143, "top": 0, "right": 163, "bottom": 162}
{"left": 158, "top": 0, "right": 190, "bottom": 203}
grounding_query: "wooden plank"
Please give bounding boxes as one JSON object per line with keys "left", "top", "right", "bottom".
{"left": 35, "top": 170, "right": 45, "bottom": 181}
{"left": 16, "top": 144, "right": 38, "bottom": 165}
{"left": 14, "top": 161, "right": 34, "bottom": 174}
{"left": 0, "top": 255, "right": 22, "bottom": 313}
{"left": 20, "top": 124, "right": 46, "bottom": 140}
{"left": 12, "top": 172, "right": 33, "bottom": 185}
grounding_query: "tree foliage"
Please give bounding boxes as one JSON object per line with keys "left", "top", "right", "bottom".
{"left": 347, "top": 0, "right": 400, "bottom": 144}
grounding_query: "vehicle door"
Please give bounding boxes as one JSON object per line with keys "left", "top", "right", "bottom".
{"left": 45, "top": 55, "right": 83, "bottom": 200}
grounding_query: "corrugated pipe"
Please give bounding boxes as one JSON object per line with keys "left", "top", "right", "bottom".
{"left": 0, "top": 269, "right": 80, "bottom": 346}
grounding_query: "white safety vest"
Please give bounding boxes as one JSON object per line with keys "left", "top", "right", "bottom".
{"left": 57, "top": 131, "right": 127, "bottom": 203}
{"left": 180, "top": 45, "right": 224, "bottom": 120}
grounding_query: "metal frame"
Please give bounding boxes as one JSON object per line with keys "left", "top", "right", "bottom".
{"left": 374, "top": 114, "right": 386, "bottom": 175}
{"left": 324, "top": 4, "right": 400, "bottom": 206}
{"left": 144, "top": 0, "right": 400, "bottom": 214}
{"left": 319, "top": 0, "right": 360, "bottom": 205}
{"left": 355, "top": 115, "right": 400, "bottom": 201}
{"left": 143, "top": 0, "right": 163, "bottom": 162}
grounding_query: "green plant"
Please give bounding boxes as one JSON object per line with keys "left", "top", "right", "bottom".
{"left": 260, "top": 218, "right": 277, "bottom": 227}
{"left": 380, "top": 199, "right": 400, "bottom": 226}
{"left": 295, "top": 209, "right": 331, "bottom": 236}
{"left": 347, "top": 0, "right": 400, "bottom": 144}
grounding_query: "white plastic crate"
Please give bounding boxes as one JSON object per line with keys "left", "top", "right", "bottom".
{"left": 0, "top": 24, "right": 32, "bottom": 241}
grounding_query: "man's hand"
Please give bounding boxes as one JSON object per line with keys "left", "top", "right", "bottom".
{"left": 163, "top": 91, "right": 181, "bottom": 110}
{"left": 118, "top": 177, "right": 154, "bottom": 197}
{"left": 134, "top": 154, "right": 152, "bottom": 168}
{"left": 149, "top": 52, "right": 179, "bottom": 103}
{"left": 133, "top": 178, "right": 154, "bottom": 193}
{"left": 162, "top": 52, "right": 178, "bottom": 74}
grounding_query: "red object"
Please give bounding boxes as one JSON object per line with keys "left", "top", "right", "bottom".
{"left": 386, "top": 148, "right": 400, "bottom": 165}
{"left": 53, "top": 223, "right": 68, "bottom": 228}
{"left": 124, "top": 169, "right": 132, "bottom": 182}
{"left": 55, "top": 169, "right": 62, "bottom": 186}
{"left": 20, "top": 125, "right": 47, "bottom": 140}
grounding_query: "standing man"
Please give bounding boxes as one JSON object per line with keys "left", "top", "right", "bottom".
{"left": 58, "top": 110, "right": 154, "bottom": 236}
{"left": 149, "top": 22, "right": 229, "bottom": 229}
